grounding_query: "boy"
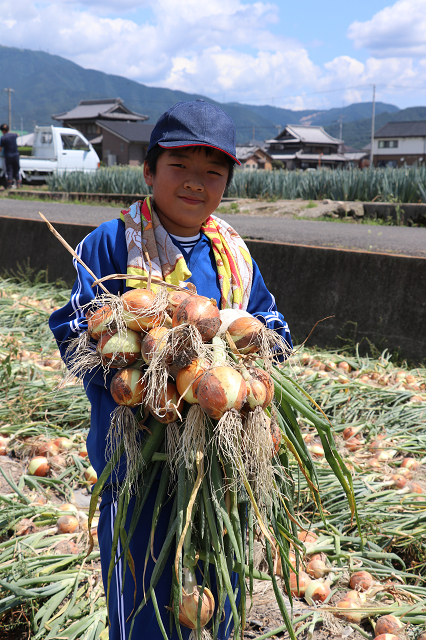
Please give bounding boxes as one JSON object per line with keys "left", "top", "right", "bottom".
{"left": 50, "top": 100, "right": 292, "bottom": 640}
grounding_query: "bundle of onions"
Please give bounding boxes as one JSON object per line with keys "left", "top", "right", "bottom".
{"left": 289, "top": 570, "right": 311, "bottom": 597}
{"left": 166, "top": 290, "right": 190, "bottom": 317}
{"left": 141, "top": 327, "right": 170, "bottom": 364}
{"left": 195, "top": 366, "right": 247, "bottom": 420}
{"left": 374, "top": 615, "right": 403, "bottom": 636}
{"left": 110, "top": 368, "right": 146, "bottom": 407}
{"left": 28, "top": 456, "right": 50, "bottom": 477}
{"left": 349, "top": 570, "right": 375, "bottom": 591}
{"left": 178, "top": 568, "right": 215, "bottom": 629}
{"left": 87, "top": 305, "right": 114, "bottom": 340}
{"left": 227, "top": 316, "right": 265, "bottom": 354}
{"left": 172, "top": 295, "right": 220, "bottom": 342}
{"left": 121, "top": 288, "right": 164, "bottom": 331}
{"left": 56, "top": 515, "right": 79, "bottom": 534}
{"left": 304, "top": 578, "right": 331, "bottom": 604}
{"left": 148, "top": 382, "right": 183, "bottom": 423}
{"left": 97, "top": 330, "right": 141, "bottom": 368}
{"left": 176, "top": 358, "right": 210, "bottom": 404}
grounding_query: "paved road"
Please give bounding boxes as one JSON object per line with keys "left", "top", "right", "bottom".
{"left": 1, "top": 198, "right": 425, "bottom": 258}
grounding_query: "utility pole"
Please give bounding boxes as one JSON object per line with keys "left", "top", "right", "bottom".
{"left": 370, "top": 84, "right": 376, "bottom": 168}
{"left": 4, "top": 88, "right": 14, "bottom": 130}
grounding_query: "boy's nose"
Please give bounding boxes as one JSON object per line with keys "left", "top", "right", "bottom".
{"left": 184, "top": 176, "right": 204, "bottom": 192}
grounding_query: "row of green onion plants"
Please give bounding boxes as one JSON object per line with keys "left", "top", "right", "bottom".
{"left": 45, "top": 165, "right": 426, "bottom": 203}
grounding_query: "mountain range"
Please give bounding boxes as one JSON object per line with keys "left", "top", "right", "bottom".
{"left": 1, "top": 45, "right": 425, "bottom": 150}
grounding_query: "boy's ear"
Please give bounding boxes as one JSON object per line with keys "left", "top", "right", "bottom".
{"left": 143, "top": 161, "right": 154, "bottom": 186}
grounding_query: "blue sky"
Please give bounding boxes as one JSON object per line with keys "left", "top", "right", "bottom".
{"left": 2, "top": 0, "right": 426, "bottom": 111}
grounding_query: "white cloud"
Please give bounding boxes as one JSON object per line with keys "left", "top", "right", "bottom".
{"left": 1, "top": 0, "right": 426, "bottom": 111}
{"left": 348, "top": 0, "right": 426, "bottom": 58}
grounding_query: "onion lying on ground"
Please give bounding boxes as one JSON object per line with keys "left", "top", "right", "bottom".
{"left": 28, "top": 456, "right": 50, "bottom": 477}
{"left": 401, "top": 457, "right": 419, "bottom": 470}
{"left": 84, "top": 465, "right": 98, "bottom": 484}
{"left": 110, "top": 368, "right": 146, "bottom": 407}
{"left": 53, "top": 540, "right": 80, "bottom": 555}
{"left": 36, "top": 441, "right": 59, "bottom": 457}
{"left": 349, "top": 570, "right": 375, "bottom": 591}
{"left": 54, "top": 437, "right": 73, "bottom": 451}
{"left": 304, "top": 578, "right": 331, "bottom": 604}
{"left": 97, "top": 330, "right": 141, "bottom": 368}
{"left": 374, "top": 615, "right": 403, "bottom": 636}
{"left": 195, "top": 366, "right": 247, "bottom": 420}
{"left": 56, "top": 515, "right": 79, "bottom": 534}
{"left": 172, "top": 295, "right": 220, "bottom": 342}
{"left": 289, "top": 570, "right": 311, "bottom": 597}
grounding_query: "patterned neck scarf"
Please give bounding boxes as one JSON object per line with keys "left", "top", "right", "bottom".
{"left": 120, "top": 196, "right": 253, "bottom": 310}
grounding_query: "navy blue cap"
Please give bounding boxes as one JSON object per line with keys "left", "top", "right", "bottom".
{"left": 148, "top": 100, "right": 240, "bottom": 165}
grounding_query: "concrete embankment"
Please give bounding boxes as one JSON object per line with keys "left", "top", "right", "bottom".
{"left": 0, "top": 215, "right": 424, "bottom": 362}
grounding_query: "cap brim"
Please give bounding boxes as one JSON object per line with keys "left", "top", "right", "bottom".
{"left": 158, "top": 141, "right": 241, "bottom": 165}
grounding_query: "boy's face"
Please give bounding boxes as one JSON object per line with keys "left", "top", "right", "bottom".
{"left": 143, "top": 147, "right": 229, "bottom": 236}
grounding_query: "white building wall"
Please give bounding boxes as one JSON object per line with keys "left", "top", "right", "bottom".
{"left": 374, "top": 136, "right": 426, "bottom": 156}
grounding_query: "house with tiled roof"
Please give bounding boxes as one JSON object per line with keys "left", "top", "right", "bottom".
{"left": 236, "top": 145, "right": 273, "bottom": 170}
{"left": 373, "top": 121, "right": 426, "bottom": 167}
{"left": 265, "top": 125, "right": 345, "bottom": 170}
{"left": 96, "top": 121, "right": 155, "bottom": 166}
{"left": 52, "top": 99, "right": 148, "bottom": 155}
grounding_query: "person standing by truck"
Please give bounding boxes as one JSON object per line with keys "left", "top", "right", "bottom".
{"left": 0, "top": 124, "right": 21, "bottom": 189}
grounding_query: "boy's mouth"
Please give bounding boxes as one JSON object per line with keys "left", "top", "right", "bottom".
{"left": 179, "top": 195, "right": 204, "bottom": 205}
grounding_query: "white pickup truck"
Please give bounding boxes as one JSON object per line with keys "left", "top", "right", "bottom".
{"left": 0, "top": 125, "right": 100, "bottom": 184}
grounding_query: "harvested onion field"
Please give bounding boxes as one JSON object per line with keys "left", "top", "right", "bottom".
{"left": 0, "top": 275, "right": 425, "bottom": 640}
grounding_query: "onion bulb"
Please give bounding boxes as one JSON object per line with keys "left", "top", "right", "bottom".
{"left": 248, "top": 367, "right": 274, "bottom": 407}
{"left": 84, "top": 465, "right": 98, "bottom": 484}
{"left": 97, "top": 330, "right": 141, "bottom": 368}
{"left": 269, "top": 420, "right": 282, "bottom": 456}
{"left": 36, "top": 441, "right": 59, "bottom": 457}
{"left": 16, "top": 518, "right": 37, "bottom": 536}
{"left": 148, "top": 382, "right": 183, "bottom": 424}
{"left": 335, "top": 599, "right": 363, "bottom": 624}
{"left": 342, "top": 590, "right": 367, "bottom": 604}
{"left": 304, "top": 578, "right": 331, "bottom": 604}
{"left": 166, "top": 290, "right": 191, "bottom": 317}
{"left": 307, "top": 443, "right": 324, "bottom": 458}
{"left": 374, "top": 636, "right": 400, "bottom": 640}
{"left": 195, "top": 366, "right": 247, "bottom": 419}
{"left": 345, "top": 437, "right": 362, "bottom": 452}
{"left": 121, "top": 288, "right": 163, "bottom": 331}
{"left": 28, "top": 456, "right": 50, "bottom": 477}
{"left": 227, "top": 316, "right": 265, "bottom": 354}
{"left": 391, "top": 474, "right": 407, "bottom": 489}
{"left": 172, "top": 295, "right": 220, "bottom": 342}
{"left": 110, "top": 368, "right": 146, "bottom": 407}
{"left": 306, "top": 558, "right": 328, "bottom": 579}
{"left": 54, "top": 437, "right": 73, "bottom": 451}
{"left": 87, "top": 305, "right": 113, "bottom": 340}
{"left": 176, "top": 358, "right": 210, "bottom": 404}
{"left": 245, "top": 375, "right": 268, "bottom": 410}
{"left": 298, "top": 531, "right": 318, "bottom": 545}
{"left": 58, "top": 503, "right": 78, "bottom": 516}
{"left": 218, "top": 308, "right": 251, "bottom": 334}
{"left": 289, "top": 570, "right": 311, "bottom": 597}
{"left": 56, "top": 515, "right": 79, "bottom": 534}
{"left": 178, "top": 568, "right": 215, "bottom": 629}
{"left": 374, "top": 615, "right": 403, "bottom": 636}
{"left": 349, "top": 570, "right": 374, "bottom": 591}
{"left": 401, "top": 457, "right": 418, "bottom": 470}
{"left": 407, "top": 482, "right": 422, "bottom": 494}
{"left": 141, "top": 327, "right": 169, "bottom": 364}
{"left": 78, "top": 443, "right": 88, "bottom": 458}
{"left": 53, "top": 540, "right": 80, "bottom": 555}
{"left": 343, "top": 426, "right": 359, "bottom": 440}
